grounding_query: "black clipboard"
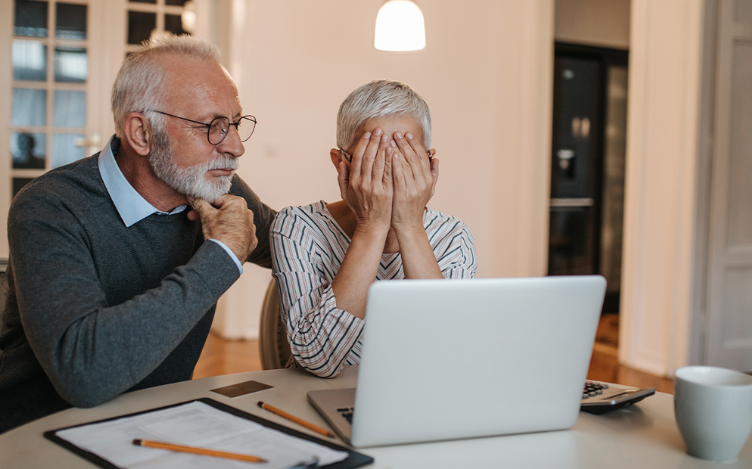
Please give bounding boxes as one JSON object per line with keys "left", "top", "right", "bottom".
{"left": 44, "top": 398, "right": 373, "bottom": 469}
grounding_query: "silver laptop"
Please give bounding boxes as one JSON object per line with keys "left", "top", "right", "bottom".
{"left": 307, "top": 276, "right": 606, "bottom": 448}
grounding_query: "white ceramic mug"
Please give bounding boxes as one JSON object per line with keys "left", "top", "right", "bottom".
{"left": 674, "top": 366, "right": 752, "bottom": 461}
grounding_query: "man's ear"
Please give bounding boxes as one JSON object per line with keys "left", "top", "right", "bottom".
{"left": 123, "top": 112, "right": 152, "bottom": 156}
{"left": 330, "top": 149, "right": 344, "bottom": 171}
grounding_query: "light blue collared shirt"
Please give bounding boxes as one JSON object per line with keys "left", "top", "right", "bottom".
{"left": 98, "top": 135, "right": 243, "bottom": 273}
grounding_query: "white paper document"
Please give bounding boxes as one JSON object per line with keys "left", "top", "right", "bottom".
{"left": 55, "top": 401, "right": 348, "bottom": 468}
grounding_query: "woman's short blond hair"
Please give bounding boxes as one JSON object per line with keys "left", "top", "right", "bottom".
{"left": 336, "top": 79, "right": 432, "bottom": 150}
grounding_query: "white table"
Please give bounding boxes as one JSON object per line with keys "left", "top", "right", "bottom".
{"left": 1, "top": 366, "right": 750, "bottom": 468}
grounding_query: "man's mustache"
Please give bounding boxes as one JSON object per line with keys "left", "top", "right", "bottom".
{"left": 205, "top": 156, "right": 239, "bottom": 171}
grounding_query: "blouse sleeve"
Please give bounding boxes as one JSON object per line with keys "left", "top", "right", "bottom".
{"left": 432, "top": 219, "right": 478, "bottom": 280}
{"left": 271, "top": 209, "right": 364, "bottom": 378}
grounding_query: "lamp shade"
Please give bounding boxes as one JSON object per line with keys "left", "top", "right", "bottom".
{"left": 374, "top": 0, "right": 426, "bottom": 52}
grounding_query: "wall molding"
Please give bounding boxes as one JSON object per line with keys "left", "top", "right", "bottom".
{"left": 619, "top": 0, "right": 707, "bottom": 376}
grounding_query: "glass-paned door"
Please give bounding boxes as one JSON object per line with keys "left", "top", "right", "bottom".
{"left": 2, "top": 0, "right": 199, "bottom": 257}
{"left": 126, "top": 0, "right": 193, "bottom": 55}
{"left": 10, "top": 0, "right": 93, "bottom": 198}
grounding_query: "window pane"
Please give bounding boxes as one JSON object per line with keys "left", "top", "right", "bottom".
{"left": 13, "top": 40, "right": 47, "bottom": 81}
{"left": 128, "top": 11, "right": 156, "bottom": 45}
{"left": 164, "top": 14, "right": 188, "bottom": 36}
{"left": 55, "top": 47, "right": 87, "bottom": 83}
{"left": 12, "top": 132, "right": 46, "bottom": 169}
{"left": 12, "top": 88, "right": 46, "bottom": 126}
{"left": 56, "top": 3, "right": 87, "bottom": 40}
{"left": 52, "top": 134, "right": 85, "bottom": 168}
{"left": 14, "top": 0, "right": 48, "bottom": 38}
{"left": 13, "top": 178, "right": 36, "bottom": 198}
{"left": 53, "top": 90, "right": 86, "bottom": 127}
{"left": 166, "top": 0, "right": 189, "bottom": 6}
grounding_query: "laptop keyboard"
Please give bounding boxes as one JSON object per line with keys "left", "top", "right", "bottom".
{"left": 337, "top": 407, "right": 354, "bottom": 424}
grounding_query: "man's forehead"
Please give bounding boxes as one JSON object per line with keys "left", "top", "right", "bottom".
{"left": 162, "top": 56, "right": 242, "bottom": 116}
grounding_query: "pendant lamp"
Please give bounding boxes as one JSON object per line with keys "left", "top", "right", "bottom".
{"left": 374, "top": 0, "right": 426, "bottom": 51}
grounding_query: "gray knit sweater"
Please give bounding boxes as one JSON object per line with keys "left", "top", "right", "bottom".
{"left": 0, "top": 154, "right": 275, "bottom": 433}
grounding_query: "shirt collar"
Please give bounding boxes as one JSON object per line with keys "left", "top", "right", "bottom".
{"left": 98, "top": 135, "right": 187, "bottom": 227}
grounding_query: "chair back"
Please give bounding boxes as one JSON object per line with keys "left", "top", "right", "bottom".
{"left": 259, "top": 277, "right": 293, "bottom": 369}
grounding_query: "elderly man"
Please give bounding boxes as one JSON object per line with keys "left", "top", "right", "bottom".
{"left": 0, "top": 35, "right": 274, "bottom": 433}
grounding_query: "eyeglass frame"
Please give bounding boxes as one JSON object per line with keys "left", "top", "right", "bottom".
{"left": 146, "top": 110, "right": 257, "bottom": 145}
{"left": 339, "top": 147, "right": 433, "bottom": 163}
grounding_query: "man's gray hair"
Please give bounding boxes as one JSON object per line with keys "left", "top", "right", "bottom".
{"left": 111, "top": 34, "right": 221, "bottom": 138}
{"left": 336, "top": 79, "right": 432, "bottom": 150}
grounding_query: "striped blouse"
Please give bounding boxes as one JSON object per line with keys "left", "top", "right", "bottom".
{"left": 271, "top": 201, "right": 477, "bottom": 378}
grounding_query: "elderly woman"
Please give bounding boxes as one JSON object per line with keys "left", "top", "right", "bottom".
{"left": 271, "top": 80, "right": 477, "bottom": 378}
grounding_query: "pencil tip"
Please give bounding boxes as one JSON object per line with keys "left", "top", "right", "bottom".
{"left": 132, "top": 439, "right": 142, "bottom": 446}
{"left": 257, "top": 401, "right": 264, "bottom": 408}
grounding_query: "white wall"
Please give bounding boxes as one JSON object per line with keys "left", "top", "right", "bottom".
{"left": 0, "top": 0, "right": 11, "bottom": 258}
{"left": 212, "top": 0, "right": 555, "bottom": 339}
{"left": 619, "top": 0, "right": 709, "bottom": 376}
{"left": 555, "top": 0, "right": 631, "bottom": 49}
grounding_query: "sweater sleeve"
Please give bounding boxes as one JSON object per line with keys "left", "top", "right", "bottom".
{"left": 271, "top": 208, "right": 364, "bottom": 378}
{"left": 7, "top": 191, "right": 241, "bottom": 408}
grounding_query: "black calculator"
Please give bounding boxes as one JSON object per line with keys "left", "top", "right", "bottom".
{"left": 580, "top": 380, "right": 655, "bottom": 414}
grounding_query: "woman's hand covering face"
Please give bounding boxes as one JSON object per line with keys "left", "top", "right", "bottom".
{"left": 389, "top": 131, "right": 439, "bottom": 231}
{"left": 337, "top": 128, "right": 394, "bottom": 233}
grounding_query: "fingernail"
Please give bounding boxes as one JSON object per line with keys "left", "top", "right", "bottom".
{"left": 374, "top": 128, "right": 382, "bottom": 136}
{"left": 381, "top": 134, "right": 388, "bottom": 142}
{"left": 406, "top": 133, "right": 413, "bottom": 140}
{"left": 363, "top": 132, "right": 371, "bottom": 139}
{"left": 395, "top": 131, "right": 403, "bottom": 139}
{"left": 390, "top": 140, "right": 397, "bottom": 147}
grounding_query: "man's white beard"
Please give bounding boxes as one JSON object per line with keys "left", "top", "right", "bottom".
{"left": 149, "top": 129, "right": 238, "bottom": 203}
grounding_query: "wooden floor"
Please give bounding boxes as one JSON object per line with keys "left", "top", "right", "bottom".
{"left": 194, "top": 332, "right": 262, "bottom": 379}
{"left": 587, "top": 313, "right": 674, "bottom": 393}
{"left": 194, "top": 313, "right": 675, "bottom": 394}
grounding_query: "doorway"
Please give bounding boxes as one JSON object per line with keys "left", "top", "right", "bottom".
{"left": 548, "top": 43, "right": 628, "bottom": 353}
{"left": 548, "top": 43, "right": 628, "bottom": 311}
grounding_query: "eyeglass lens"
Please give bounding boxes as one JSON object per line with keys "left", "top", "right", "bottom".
{"left": 208, "top": 116, "right": 256, "bottom": 144}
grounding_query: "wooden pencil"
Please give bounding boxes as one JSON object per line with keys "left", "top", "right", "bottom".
{"left": 257, "top": 401, "right": 335, "bottom": 438}
{"left": 132, "top": 439, "right": 267, "bottom": 463}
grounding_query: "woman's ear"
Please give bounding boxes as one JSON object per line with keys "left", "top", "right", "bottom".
{"left": 330, "top": 149, "right": 344, "bottom": 171}
{"left": 123, "top": 112, "right": 152, "bottom": 156}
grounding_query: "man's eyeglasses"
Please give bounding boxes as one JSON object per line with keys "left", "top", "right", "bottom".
{"left": 339, "top": 148, "right": 433, "bottom": 163}
{"left": 148, "top": 110, "right": 257, "bottom": 145}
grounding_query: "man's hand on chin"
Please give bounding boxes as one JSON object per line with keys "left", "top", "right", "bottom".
{"left": 187, "top": 194, "right": 257, "bottom": 262}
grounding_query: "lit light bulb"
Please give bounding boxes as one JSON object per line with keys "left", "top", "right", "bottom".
{"left": 374, "top": 0, "right": 426, "bottom": 52}
{"left": 181, "top": 1, "right": 197, "bottom": 34}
